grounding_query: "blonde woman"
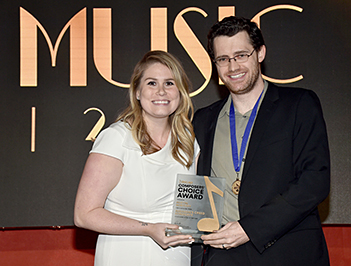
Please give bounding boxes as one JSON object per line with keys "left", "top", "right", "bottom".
{"left": 74, "top": 50, "right": 200, "bottom": 266}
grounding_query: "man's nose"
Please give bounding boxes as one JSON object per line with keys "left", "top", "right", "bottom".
{"left": 228, "top": 58, "right": 240, "bottom": 71}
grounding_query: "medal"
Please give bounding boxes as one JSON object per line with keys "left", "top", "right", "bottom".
{"left": 231, "top": 179, "right": 241, "bottom": 195}
{"left": 229, "top": 90, "right": 263, "bottom": 197}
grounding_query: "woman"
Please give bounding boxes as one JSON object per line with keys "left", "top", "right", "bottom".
{"left": 74, "top": 50, "right": 200, "bottom": 266}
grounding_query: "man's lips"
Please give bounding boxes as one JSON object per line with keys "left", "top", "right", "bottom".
{"left": 229, "top": 72, "right": 246, "bottom": 79}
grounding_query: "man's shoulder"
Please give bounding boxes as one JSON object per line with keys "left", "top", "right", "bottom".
{"left": 194, "top": 97, "right": 228, "bottom": 117}
{"left": 270, "top": 82, "right": 314, "bottom": 94}
{"left": 266, "top": 83, "right": 324, "bottom": 117}
{"left": 267, "top": 82, "right": 318, "bottom": 102}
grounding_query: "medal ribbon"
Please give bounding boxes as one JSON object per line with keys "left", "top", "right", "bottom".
{"left": 229, "top": 90, "right": 263, "bottom": 173}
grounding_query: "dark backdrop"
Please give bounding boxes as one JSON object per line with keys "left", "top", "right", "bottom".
{"left": 1, "top": 0, "right": 350, "bottom": 227}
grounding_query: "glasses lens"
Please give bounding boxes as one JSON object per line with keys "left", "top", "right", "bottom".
{"left": 215, "top": 58, "right": 228, "bottom": 66}
{"left": 235, "top": 55, "right": 248, "bottom": 63}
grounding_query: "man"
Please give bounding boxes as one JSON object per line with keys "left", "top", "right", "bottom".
{"left": 192, "top": 16, "right": 330, "bottom": 266}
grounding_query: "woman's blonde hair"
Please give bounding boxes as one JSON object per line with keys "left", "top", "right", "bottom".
{"left": 117, "top": 50, "right": 195, "bottom": 168}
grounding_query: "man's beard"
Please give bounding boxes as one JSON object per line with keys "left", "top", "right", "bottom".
{"left": 224, "top": 65, "right": 260, "bottom": 95}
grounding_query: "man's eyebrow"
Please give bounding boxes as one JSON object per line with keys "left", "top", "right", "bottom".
{"left": 215, "top": 50, "right": 250, "bottom": 58}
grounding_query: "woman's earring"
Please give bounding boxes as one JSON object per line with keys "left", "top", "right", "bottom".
{"left": 137, "top": 95, "right": 140, "bottom": 100}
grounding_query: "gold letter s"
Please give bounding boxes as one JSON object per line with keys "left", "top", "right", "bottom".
{"left": 174, "top": 7, "right": 212, "bottom": 97}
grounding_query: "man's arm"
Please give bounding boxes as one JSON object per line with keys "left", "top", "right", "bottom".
{"left": 240, "top": 89, "right": 330, "bottom": 253}
{"left": 202, "top": 90, "right": 330, "bottom": 252}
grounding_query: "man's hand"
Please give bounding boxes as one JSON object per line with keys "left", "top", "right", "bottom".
{"left": 201, "top": 221, "right": 249, "bottom": 249}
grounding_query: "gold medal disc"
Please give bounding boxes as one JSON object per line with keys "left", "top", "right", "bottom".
{"left": 231, "top": 179, "right": 241, "bottom": 195}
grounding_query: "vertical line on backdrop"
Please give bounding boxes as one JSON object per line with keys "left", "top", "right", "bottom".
{"left": 31, "top": 107, "right": 36, "bottom": 152}
{"left": 151, "top": 8, "right": 167, "bottom": 51}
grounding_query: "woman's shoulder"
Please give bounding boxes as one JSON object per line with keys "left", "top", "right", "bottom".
{"left": 93, "top": 121, "right": 130, "bottom": 147}
{"left": 90, "top": 121, "right": 131, "bottom": 160}
{"left": 108, "top": 120, "right": 130, "bottom": 132}
{"left": 97, "top": 120, "right": 130, "bottom": 139}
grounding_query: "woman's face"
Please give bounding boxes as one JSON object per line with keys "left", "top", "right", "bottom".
{"left": 137, "top": 62, "right": 180, "bottom": 124}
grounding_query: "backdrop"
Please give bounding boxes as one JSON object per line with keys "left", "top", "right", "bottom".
{"left": 1, "top": 0, "right": 350, "bottom": 227}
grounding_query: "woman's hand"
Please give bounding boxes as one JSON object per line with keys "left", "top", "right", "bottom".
{"left": 148, "top": 223, "right": 194, "bottom": 249}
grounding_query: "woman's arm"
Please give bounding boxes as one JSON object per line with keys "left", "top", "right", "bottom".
{"left": 74, "top": 153, "right": 193, "bottom": 248}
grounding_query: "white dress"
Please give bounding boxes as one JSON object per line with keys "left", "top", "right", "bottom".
{"left": 90, "top": 121, "right": 200, "bottom": 266}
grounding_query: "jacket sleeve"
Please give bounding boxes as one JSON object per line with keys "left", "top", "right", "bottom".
{"left": 239, "top": 90, "right": 330, "bottom": 253}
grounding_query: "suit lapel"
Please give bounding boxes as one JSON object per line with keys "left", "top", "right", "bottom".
{"left": 197, "top": 97, "right": 227, "bottom": 175}
{"left": 242, "top": 83, "right": 280, "bottom": 182}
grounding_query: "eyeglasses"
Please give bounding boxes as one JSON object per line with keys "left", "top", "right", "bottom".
{"left": 213, "top": 49, "right": 255, "bottom": 67}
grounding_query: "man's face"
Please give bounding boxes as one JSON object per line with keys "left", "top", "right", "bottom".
{"left": 213, "top": 31, "right": 265, "bottom": 95}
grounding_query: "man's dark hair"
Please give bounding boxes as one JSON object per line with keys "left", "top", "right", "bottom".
{"left": 207, "top": 16, "right": 265, "bottom": 60}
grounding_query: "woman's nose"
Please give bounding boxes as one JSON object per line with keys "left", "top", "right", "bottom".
{"left": 156, "top": 86, "right": 166, "bottom": 95}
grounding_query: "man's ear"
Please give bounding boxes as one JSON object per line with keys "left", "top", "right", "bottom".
{"left": 258, "top": 45, "right": 266, "bottom": 63}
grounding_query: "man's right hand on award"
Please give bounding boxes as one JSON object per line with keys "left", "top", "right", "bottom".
{"left": 200, "top": 221, "right": 250, "bottom": 249}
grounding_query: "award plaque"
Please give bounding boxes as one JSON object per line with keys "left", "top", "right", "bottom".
{"left": 166, "top": 174, "right": 225, "bottom": 242}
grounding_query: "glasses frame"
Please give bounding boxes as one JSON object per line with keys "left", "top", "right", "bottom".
{"left": 213, "top": 49, "right": 256, "bottom": 66}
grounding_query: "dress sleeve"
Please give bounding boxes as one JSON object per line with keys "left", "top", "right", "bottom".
{"left": 90, "top": 126, "right": 125, "bottom": 163}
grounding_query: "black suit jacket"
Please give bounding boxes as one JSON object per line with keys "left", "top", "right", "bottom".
{"left": 192, "top": 83, "right": 330, "bottom": 265}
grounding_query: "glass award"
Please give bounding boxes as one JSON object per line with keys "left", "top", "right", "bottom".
{"left": 165, "top": 174, "right": 225, "bottom": 242}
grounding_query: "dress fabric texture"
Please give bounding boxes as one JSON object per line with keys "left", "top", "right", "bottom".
{"left": 90, "top": 121, "right": 200, "bottom": 266}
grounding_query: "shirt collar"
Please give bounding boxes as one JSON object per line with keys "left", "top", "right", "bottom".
{"left": 218, "top": 80, "right": 269, "bottom": 119}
